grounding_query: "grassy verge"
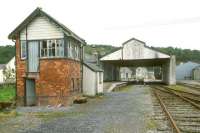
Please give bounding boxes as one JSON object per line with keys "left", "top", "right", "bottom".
{"left": 33, "top": 111, "right": 83, "bottom": 121}
{"left": 114, "top": 85, "right": 133, "bottom": 92}
{"left": 166, "top": 85, "right": 187, "bottom": 91}
{"left": 0, "top": 85, "right": 15, "bottom": 102}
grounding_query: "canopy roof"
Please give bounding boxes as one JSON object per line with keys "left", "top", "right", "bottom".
{"left": 101, "top": 38, "right": 170, "bottom": 61}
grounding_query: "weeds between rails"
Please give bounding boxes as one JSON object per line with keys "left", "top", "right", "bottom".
{"left": 151, "top": 86, "right": 200, "bottom": 133}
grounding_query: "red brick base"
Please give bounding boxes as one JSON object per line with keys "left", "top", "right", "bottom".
{"left": 15, "top": 38, "right": 82, "bottom": 106}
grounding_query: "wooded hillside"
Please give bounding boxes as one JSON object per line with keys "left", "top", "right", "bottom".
{"left": 0, "top": 45, "right": 15, "bottom": 64}
{"left": 86, "top": 44, "right": 200, "bottom": 64}
{"left": 154, "top": 47, "right": 200, "bottom": 64}
{"left": 0, "top": 44, "right": 200, "bottom": 64}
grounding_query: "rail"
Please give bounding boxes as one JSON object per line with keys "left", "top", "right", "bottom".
{"left": 153, "top": 88, "right": 181, "bottom": 133}
{"left": 158, "top": 86, "right": 200, "bottom": 109}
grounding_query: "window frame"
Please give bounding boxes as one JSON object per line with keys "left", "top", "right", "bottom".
{"left": 40, "top": 39, "right": 64, "bottom": 58}
{"left": 20, "top": 38, "right": 81, "bottom": 61}
{"left": 67, "top": 39, "right": 81, "bottom": 60}
{"left": 20, "top": 40, "right": 27, "bottom": 60}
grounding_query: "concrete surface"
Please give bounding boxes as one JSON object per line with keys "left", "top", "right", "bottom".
{"left": 106, "top": 82, "right": 127, "bottom": 92}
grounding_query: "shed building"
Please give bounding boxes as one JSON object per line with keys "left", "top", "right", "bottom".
{"left": 176, "top": 61, "right": 199, "bottom": 80}
{"left": 83, "top": 62, "right": 103, "bottom": 96}
{"left": 100, "top": 38, "right": 176, "bottom": 85}
{"left": 192, "top": 66, "right": 200, "bottom": 80}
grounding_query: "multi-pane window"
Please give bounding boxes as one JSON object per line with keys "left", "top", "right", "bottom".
{"left": 40, "top": 39, "right": 64, "bottom": 58}
{"left": 56, "top": 40, "right": 64, "bottom": 57}
{"left": 68, "top": 40, "right": 81, "bottom": 60}
{"left": 40, "top": 40, "right": 48, "bottom": 57}
{"left": 77, "top": 46, "right": 80, "bottom": 59}
{"left": 74, "top": 45, "right": 80, "bottom": 60}
{"left": 20, "top": 41, "right": 27, "bottom": 59}
{"left": 68, "top": 42, "right": 73, "bottom": 58}
{"left": 48, "top": 40, "right": 55, "bottom": 57}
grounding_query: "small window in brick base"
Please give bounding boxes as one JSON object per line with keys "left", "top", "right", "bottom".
{"left": 77, "top": 78, "right": 80, "bottom": 92}
{"left": 70, "top": 78, "right": 75, "bottom": 92}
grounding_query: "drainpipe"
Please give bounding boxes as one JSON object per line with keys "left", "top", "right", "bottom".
{"left": 81, "top": 43, "right": 85, "bottom": 93}
{"left": 25, "top": 26, "right": 28, "bottom": 75}
{"left": 12, "top": 39, "right": 17, "bottom": 102}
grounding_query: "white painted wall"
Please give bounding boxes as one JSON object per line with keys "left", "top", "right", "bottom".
{"left": 6, "top": 57, "right": 15, "bottom": 71}
{"left": 193, "top": 68, "right": 200, "bottom": 80}
{"left": 101, "top": 39, "right": 170, "bottom": 61}
{"left": 162, "top": 56, "right": 176, "bottom": 85}
{"left": 0, "top": 57, "right": 15, "bottom": 83}
{"left": 83, "top": 65, "right": 104, "bottom": 96}
{"left": 83, "top": 65, "right": 96, "bottom": 96}
{"left": 20, "top": 16, "right": 64, "bottom": 40}
{"left": 120, "top": 67, "right": 133, "bottom": 81}
{"left": 123, "top": 40, "right": 169, "bottom": 59}
{"left": 96, "top": 72, "right": 103, "bottom": 94}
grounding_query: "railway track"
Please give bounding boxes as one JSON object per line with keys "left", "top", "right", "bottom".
{"left": 159, "top": 85, "right": 200, "bottom": 105}
{"left": 178, "top": 83, "right": 200, "bottom": 93}
{"left": 151, "top": 85, "right": 200, "bottom": 133}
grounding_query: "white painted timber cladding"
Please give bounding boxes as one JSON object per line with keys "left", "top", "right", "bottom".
{"left": 101, "top": 40, "right": 170, "bottom": 61}
{"left": 83, "top": 65, "right": 96, "bottom": 96}
{"left": 83, "top": 65, "right": 103, "bottom": 96}
{"left": 20, "top": 16, "right": 64, "bottom": 40}
{"left": 96, "top": 72, "right": 103, "bottom": 94}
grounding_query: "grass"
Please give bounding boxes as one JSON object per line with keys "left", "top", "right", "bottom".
{"left": 34, "top": 111, "right": 83, "bottom": 121}
{"left": 114, "top": 85, "right": 133, "bottom": 92}
{"left": 0, "top": 110, "right": 17, "bottom": 117}
{"left": 166, "top": 85, "right": 187, "bottom": 91}
{"left": 145, "top": 118, "right": 157, "bottom": 130}
{"left": 0, "top": 110, "right": 18, "bottom": 122}
{"left": 0, "top": 85, "right": 15, "bottom": 102}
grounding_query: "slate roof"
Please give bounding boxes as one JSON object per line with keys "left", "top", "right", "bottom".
{"left": 0, "top": 64, "right": 6, "bottom": 70}
{"left": 83, "top": 62, "right": 103, "bottom": 72}
{"left": 8, "top": 7, "right": 86, "bottom": 44}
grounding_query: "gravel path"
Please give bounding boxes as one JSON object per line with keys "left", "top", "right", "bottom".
{"left": 0, "top": 85, "right": 156, "bottom": 133}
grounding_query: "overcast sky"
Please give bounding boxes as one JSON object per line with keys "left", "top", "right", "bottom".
{"left": 1, "top": 0, "right": 200, "bottom": 49}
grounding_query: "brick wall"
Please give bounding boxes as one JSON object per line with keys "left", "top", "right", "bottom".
{"left": 16, "top": 38, "right": 26, "bottom": 105}
{"left": 16, "top": 37, "right": 82, "bottom": 106}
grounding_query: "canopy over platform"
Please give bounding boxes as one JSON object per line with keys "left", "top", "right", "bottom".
{"left": 100, "top": 38, "right": 176, "bottom": 85}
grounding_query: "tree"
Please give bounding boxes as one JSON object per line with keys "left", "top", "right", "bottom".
{"left": 3, "top": 66, "right": 15, "bottom": 83}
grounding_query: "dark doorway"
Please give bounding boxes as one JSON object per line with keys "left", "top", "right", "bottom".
{"left": 25, "top": 79, "right": 36, "bottom": 106}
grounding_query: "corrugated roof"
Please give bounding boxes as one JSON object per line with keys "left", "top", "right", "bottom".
{"left": 84, "top": 62, "right": 103, "bottom": 72}
{"left": 193, "top": 65, "right": 200, "bottom": 69}
{"left": 8, "top": 7, "right": 86, "bottom": 44}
